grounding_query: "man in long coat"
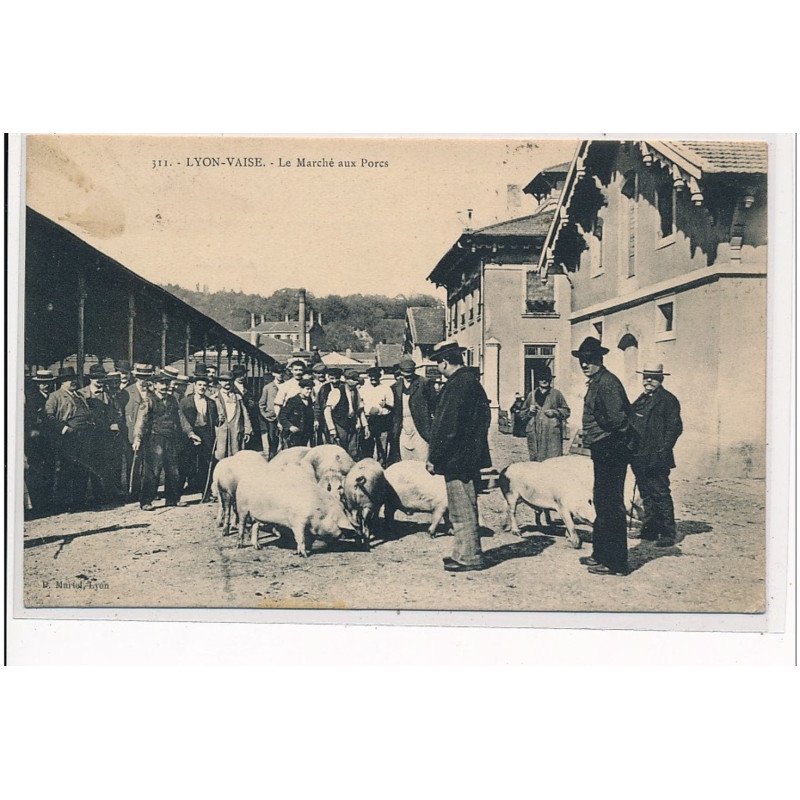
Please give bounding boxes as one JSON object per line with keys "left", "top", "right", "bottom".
{"left": 628, "top": 362, "right": 683, "bottom": 547}
{"left": 121, "top": 363, "right": 154, "bottom": 499}
{"left": 427, "top": 341, "right": 492, "bottom": 572}
{"left": 180, "top": 369, "right": 219, "bottom": 496}
{"left": 25, "top": 369, "right": 56, "bottom": 514}
{"left": 213, "top": 371, "right": 252, "bottom": 460}
{"left": 45, "top": 366, "right": 101, "bottom": 510}
{"left": 521, "top": 365, "right": 570, "bottom": 461}
{"left": 133, "top": 371, "right": 201, "bottom": 510}
{"left": 574, "top": 337, "right": 632, "bottom": 576}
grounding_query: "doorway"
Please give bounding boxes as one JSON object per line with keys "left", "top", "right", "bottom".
{"left": 523, "top": 344, "right": 555, "bottom": 398}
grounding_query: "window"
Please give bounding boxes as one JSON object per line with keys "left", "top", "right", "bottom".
{"left": 655, "top": 296, "right": 676, "bottom": 341}
{"left": 620, "top": 171, "right": 638, "bottom": 278}
{"left": 590, "top": 217, "right": 604, "bottom": 276}
{"left": 656, "top": 180, "right": 676, "bottom": 242}
{"left": 618, "top": 333, "right": 639, "bottom": 388}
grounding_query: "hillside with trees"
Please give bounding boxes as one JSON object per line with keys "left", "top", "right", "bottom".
{"left": 161, "top": 284, "right": 442, "bottom": 351}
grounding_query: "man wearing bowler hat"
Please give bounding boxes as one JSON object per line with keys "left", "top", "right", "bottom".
{"left": 80, "top": 363, "right": 124, "bottom": 501}
{"left": 122, "top": 363, "right": 155, "bottom": 499}
{"left": 258, "top": 364, "right": 285, "bottom": 458}
{"left": 133, "top": 371, "right": 201, "bottom": 510}
{"left": 214, "top": 371, "right": 253, "bottom": 460}
{"left": 573, "top": 336, "right": 632, "bottom": 576}
{"left": 180, "top": 366, "right": 219, "bottom": 496}
{"left": 427, "top": 340, "right": 492, "bottom": 572}
{"left": 45, "top": 366, "right": 101, "bottom": 510}
{"left": 25, "top": 369, "right": 56, "bottom": 513}
{"left": 628, "top": 362, "right": 683, "bottom": 547}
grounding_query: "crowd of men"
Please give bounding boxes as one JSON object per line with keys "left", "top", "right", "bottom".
{"left": 24, "top": 334, "right": 683, "bottom": 579}
{"left": 23, "top": 354, "right": 452, "bottom": 517}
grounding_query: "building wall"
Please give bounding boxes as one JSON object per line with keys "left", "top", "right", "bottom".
{"left": 565, "top": 147, "right": 767, "bottom": 478}
{"left": 478, "top": 264, "right": 570, "bottom": 418}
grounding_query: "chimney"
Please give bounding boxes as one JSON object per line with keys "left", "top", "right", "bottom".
{"left": 507, "top": 184, "right": 522, "bottom": 213}
{"left": 285, "top": 313, "right": 289, "bottom": 323}
{"left": 250, "top": 311, "right": 256, "bottom": 329}
{"left": 298, "top": 288, "right": 308, "bottom": 351}
{"left": 309, "top": 309, "right": 315, "bottom": 326}
{"left": 250, "top": 330, "right": 257, "bottom": 346}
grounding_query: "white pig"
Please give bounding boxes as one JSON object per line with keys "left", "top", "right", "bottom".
{"left": 383, "top": 460, "right": 450, "bottom": 537}
{"left": 235, "top": 464, "right": 347, "bottom": 556}
{"left": 342, "top": 458, "right": 387, "bottom": 545}
{"left": 499, "top": 454, "right": 641, "bottom": 549}
{"left": 212, "top": 450, "right": 271, "bottom": 534}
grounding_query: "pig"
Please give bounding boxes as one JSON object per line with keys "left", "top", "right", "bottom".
{"left": 342, "top": 458, "right": 387, "bottom": 545}
{"left": 212, "top": 450, "right": 272, "bottom": 535}
{"left": 498, "top": 454, "right": 641, "bottom": 549}
{"left": 267, "top": 446, "right": 310, "bottom": 469}
{"left": 383, "top": 460, "right": 450, "bottom": 537}
{"left": 235, "top": 464, "right": 347, "bottom": 556}
{"left": 302, "top": 444, "right": 355, "bottom": 478}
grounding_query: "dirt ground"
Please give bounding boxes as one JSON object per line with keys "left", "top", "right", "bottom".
{"left": 22, "top": 431, "right": 766, "bottom": 613}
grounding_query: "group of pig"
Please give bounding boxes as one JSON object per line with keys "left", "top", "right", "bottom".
{"left": 211, "top": 445, "right": 452, "bottom": 557}
{"left": 211, "top": 444, "right": 640, "bottom": 558}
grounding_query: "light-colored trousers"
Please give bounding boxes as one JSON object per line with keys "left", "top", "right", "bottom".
{"left": 446, "top": 475, "right": 483, "bottom": 566}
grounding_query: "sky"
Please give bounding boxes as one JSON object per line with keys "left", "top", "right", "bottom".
{"left": 25, "top": 135, "right": 578, "bottom": 299}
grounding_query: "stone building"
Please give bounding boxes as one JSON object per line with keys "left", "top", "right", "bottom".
{"left": 539, "top": 139, "right": 767, "bottom": 477}
{"left": 427, "top": 163, "right": 573, "bottom": 419}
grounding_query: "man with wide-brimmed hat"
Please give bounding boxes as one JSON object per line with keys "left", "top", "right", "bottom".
{"left": 628, "top": 362, "right": 683, "bottom": 548}
{"left": 133, "top": 371, "right": 201, "bottom": 510}
{"left": 25, "top": 370, "right": 57, "bottom": 513}
{"left": 391, "top": 357, "right": 436, "bottom": 464}
{"left": 213, "top": 371, "right": 253, "bottom": 461}
{"left": 360, "top": 366, "right": 394, "bottom": 465}
{"left": 427, "top": 340, "right": 492, "bottom": 572}
{"left": 520, "top": 364, "right": 570, "bottom": 462}
{"left": 573, "top": 336, "right": 632, "bottom": 576}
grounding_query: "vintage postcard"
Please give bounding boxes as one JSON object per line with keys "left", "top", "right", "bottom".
{"left": 10, "top": 134, "right": 784, "bottom": 617}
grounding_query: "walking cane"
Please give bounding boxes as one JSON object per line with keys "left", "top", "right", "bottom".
{"left": 129, "top": 450, "right": 141, "bottom": 497}
{"left": 627, "top": 479, "right": 638, "bottom": 538}
{"left": 202, "top": 456, "right": 217, "bottom": 502}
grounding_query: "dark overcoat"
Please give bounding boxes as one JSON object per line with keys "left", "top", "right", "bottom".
{"left": 428, "top": 367, "right": 491, "bottom": 477}
{"left": 180, "top": 393, "right": 220, "bottom": 430}
{"left": 629, "top": 385, "right": 683, "bottom": 471}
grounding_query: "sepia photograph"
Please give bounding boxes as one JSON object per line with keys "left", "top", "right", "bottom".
{"left": 15, "top": 134, "right": 772, "bottom": 613}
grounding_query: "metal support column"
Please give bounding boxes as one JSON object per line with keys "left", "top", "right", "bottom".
{"left": 77, "top": 269, "right": 86, "bottom": 381}
{"left": 184, "top": 322, "right": 191, "bottom": 374}
{"left": 161, "top": 310, "right": 168, "bottom": 368}
{"left": 127, "top": 291, "right": 136, "bottom": 363}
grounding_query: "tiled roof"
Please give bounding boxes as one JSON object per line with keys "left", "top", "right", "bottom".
{"left": 473, "top": 208, "right": 556, "bottom": 238}
{"left": 406, "top": 307, "right": 445, "bottom": 346}
{"left": 662, "top": 140, "right": 768, "bottom": 175}
{"left": 375, "top": 342, "right": 403, "bottom": 367}
{"left": 253, "top": 320, "right": 312, "bottom": 333}
{"left": 258, "top": 337, "right": 295, "bottom": 355}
